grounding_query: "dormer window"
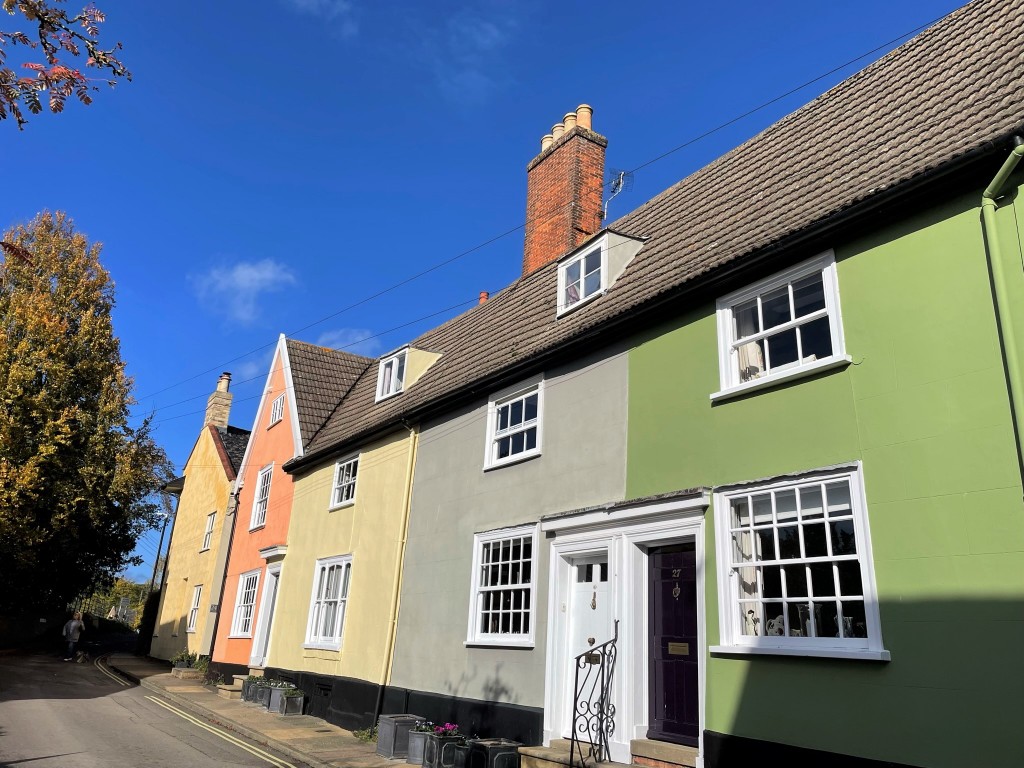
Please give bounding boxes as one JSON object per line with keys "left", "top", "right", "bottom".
{"left": 376, "top": 349, "right": 407, "bottom": 402}
{"left": 557, "top": 237, "right": 607, "bottom": 316}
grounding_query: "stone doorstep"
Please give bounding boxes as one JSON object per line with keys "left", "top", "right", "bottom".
{"left": 217, "top": 683, "right": 243, "bottom": 700}
{"left": 170, "top": 667, "right": 205, "bottom": 680}
{"left": 629, "top": 740, "right": 697, "bottom": 768}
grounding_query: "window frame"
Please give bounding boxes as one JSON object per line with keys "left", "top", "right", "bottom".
{"left": 269, "top": 393, "right": 285, "bottom": 427}
{"left": 375, "top": 349, "right": 408, "bottom": 402}
{"left": 304, "top": 555, "right": 353, "bottom": 651}
{"left": 711, "top": 464, "right": 889, "bottom": 661}
{"left": 249, "top": 464, "right": 273, "bottom": 530}
{"left": 556, "top": 236, "right": 608, "bottom": 317}
{"left": 200, "top": 511, "right": 216, "bottom": 551}
{"left": 187, "top": 584, "right": 203, "bottom": 633}
{"left": 230, "top": 569, "right": 260, "bottom": 638}
{"left": 466, "top": 524, "right": 539, "bottom": 648}
{"left": 483, "top": 378, "right": 544, "bottom": 470}
{"left": 712, "top": 251, "right": 849, "bottom": 401}
{"left": 330, "top": 454, "right": 359, "bottom": 510}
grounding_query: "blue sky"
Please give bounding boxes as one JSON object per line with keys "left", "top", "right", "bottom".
{"left": 3, "top": 0, "right": 965, "bottom": 581}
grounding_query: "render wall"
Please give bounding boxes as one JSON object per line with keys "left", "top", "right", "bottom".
{"left": 213, "top": 358, "right": 297, "bottom": 666}
{"left": 627, "top": 185, "right": 1024, "bottom": 767}
{"left": 391, "top": 345, "right": 629, "bottom": 710}
{"left": 151, "top": 429, "right": 233, "bottom": 661}
{"left": 268, "top": 428, "right": 413, "bottom": 684}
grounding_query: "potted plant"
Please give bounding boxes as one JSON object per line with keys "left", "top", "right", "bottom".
{"left": 242, "top": 675, "right": 263, "bottom": 702}
{"left": 466, "top": 738, "right": 522, "bottom": 768}
{"left": 265, "top": 679, "right": 292, "bottom": 711}
{"left": 276, "top": 687, "right": 305, "bottom": 716}
{"left": 424, "top": 722, "right": 463, "bottom": 768}
{"left": 451, "top": 737, "right": 470, "bottom": 768}
{"left": 407, "top": 720, "right": 434, "bottom": 765}
{"left": 253, "top": 679, "right": 272, "bottom": 707}
{"left": 169, "top": 649, "right": 197, "bottom": 668}
{"left": 377, "top": 714, "right": 426, "bottom": 759}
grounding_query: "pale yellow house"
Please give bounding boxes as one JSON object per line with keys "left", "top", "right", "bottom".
{"left": 151, "top": 373, "right": 250, "bottom": 661}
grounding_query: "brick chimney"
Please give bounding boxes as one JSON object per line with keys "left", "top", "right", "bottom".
{"left": 523, "top": 104, "right": 607, "bottom": 275}
{"left": 205, "top": 372, "right": 232, "bottom": 428}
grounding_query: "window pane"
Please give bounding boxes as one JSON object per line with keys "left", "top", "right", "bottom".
{"left": 524, "top": 394, "right": 538, "bottom": 421}
{"left": 767, "top": 328, "right": 799, "bottom": 369}
{"left": 732, "top": 497, "right": 750, "bottom": 527}
{"left": 584, "top": 250, "right": 601, "bottom": 275}
{"left": 756, "top": 528, "right": 776, "bottom": 561}
{"left": 784, "top": 565, "right": 807, "bottom": 597}
{"left": 792, "top": 272, "right": 826, "bottom": 317}
{"left": 818, "top": 601, "right": 840, "bottom": 638}
{"left": 800, "top": 485, "right": 824, "bottom": 519}
{"left": 778, "top": 526, "right": 800, "bottom": 559}
{"left": 737, "top": 565, "right": 757, "bottom": 598}
{"left": 752, "top": 494, "right": 772, "bottom": 524}
{"left": 775, "top": 490, "right": 797, "bottom": 522}
{"left": 734, "top": 299, "right": 759, "bottom": 338}
{"left": 841, "top": 601, "right": 867, "bottom": 638}
{"left": 737, "top": 339, "right": 765, "bottom": 382}
{"left": 763, "top": 603, "right": 785, "bottom": 635}
{"left": 761, "top": 286, "right": 791, "bottom": 329}
{"left": 584, "top": 269, "right": 601, "bottom": 296}
{"left": 511, "top": 432, "right": 525, "bottom": 454}
{"left": 803, "top": 523, "right": 827, "bottom": 557}
{"left": 395, "top": 354, "right": 405, "bottom": 385}
{"left": 567, "top": 260, "right": 581, "bottom": 284}
{"left": 497, "top": 405, "right": 509, "bottom": 431}
{"left": 810, "top": 562, "right": 836, "bottom": 597}
{"left": 497, "top": 437, "right": 511, "bottom": 458}
{"left": 830, "top": 520, "right": 857, "bottom": 555}
{"left": 732, "top": 531, "right": 753, "bottom": 563}
{"left": 762, "top": 565, "right": 782, "bottom": 598}
{"left": 509, "top": 400, "right": 523, "bottom": 426}
{"left": 789, "top": 602, "right": 811, "bottom": 637}
{"left": 798, "top": 316, "right": 833, "bottom": 361}
{"left": 837, "top": 561, "right": 863, "bottom": 596}
{"left": 740, "top": 604, "right": 760, "bottom": 636}
{"left": 524, "top": 427, "right": 537, "bottom": 451}
{"left": 826, "top": 481, "right": 851, "bottom": 515}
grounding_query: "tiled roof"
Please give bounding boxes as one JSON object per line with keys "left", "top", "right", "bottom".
{"left": 296, "top": 0, "right": 1024, "bottom": 469}
{"left": 285, "top": 338, "right": 372, "bottom": 448}
{"left": 217, "top": 425, "right": 251, "bottom": 476}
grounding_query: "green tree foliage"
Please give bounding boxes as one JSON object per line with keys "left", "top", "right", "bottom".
{"left": 0, "top": 211, "right": 172, "bottom": 612}
{"left": 1, "top": 1, "right": 131, "bottom": 128}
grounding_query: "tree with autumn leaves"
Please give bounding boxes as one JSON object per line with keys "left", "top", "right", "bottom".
{"left": 1, "top": 0, "right": 130, "bottom": 128}
{"left": 0, "top": 212, "right": 173, "bottom": 613}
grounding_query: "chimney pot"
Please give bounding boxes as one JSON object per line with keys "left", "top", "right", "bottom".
{"left": 479, "top": 291, "right": 489, "bottom": 305}
{"left": 205, "top": 372, "right": 233, "bottom": 428}
{"left": 217, "top": 372, "right": 231, "bottom": 393}
{"left": 541, "top": 134, "right": 553, "bottom": 152}
{"left": 563, "top": 112, "right": 577, "bottom": 132}
{"left": 551, "top": 122, "right": 565, "bottom": 141}
{"left": 576, "top": 104, "right": 593, "bottom": 130}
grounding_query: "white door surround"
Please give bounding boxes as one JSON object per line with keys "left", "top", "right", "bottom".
{"left": 541, "top": 493, "right": 709, "bottom": 766}
{"left": 250, "top": 561, "right": 282, "bottom": 667}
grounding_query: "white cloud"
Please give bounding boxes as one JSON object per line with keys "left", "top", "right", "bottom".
{"left": 191, "top": 259, "right": 297, "bottom": 326}
{"left": 315, "top": 327, "right": 381, "bottom": 358}
{"left": 417, "top": 7, "right": 519, "bottom": 103}
{"left": 282, "top": 0, "right": 358, "bottom": 38}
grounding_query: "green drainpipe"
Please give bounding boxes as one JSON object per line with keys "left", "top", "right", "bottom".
{"left": 981, "top": 137, "right": 1024, "bottom": 482}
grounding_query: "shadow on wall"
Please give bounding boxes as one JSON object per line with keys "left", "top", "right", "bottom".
{"left": 709, "top": 596, "right": 1024, "bottom": 768}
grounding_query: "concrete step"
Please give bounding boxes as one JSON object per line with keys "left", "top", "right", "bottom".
{"left": 629, "top": 739, "right": 697, "bottom": 768}
{"left": 170, "top": 667, "right": 205, "bottom": 680}
{"left": 247, "top": 667, "right": 265, "bottom": 677}
{"left": 216, "top": 683, "right": 243, "bottom": 700}
{"left": 232, "top": 674, "right": 248, "bottom": 685}
{"left": 519, "top": 742, "right": 631, "bottom": 768}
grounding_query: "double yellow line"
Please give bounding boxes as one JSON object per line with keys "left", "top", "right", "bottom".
{"left": 144, "top": 695, "right": 296, "bottom": 768}
{"left": 94, "top": 654, "right": 131, "bottom": 687}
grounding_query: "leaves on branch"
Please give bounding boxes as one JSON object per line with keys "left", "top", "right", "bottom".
{"left": 1, "top": 1, "right": 130, "bottom": 128}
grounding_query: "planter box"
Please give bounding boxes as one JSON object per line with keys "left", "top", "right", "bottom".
{"left": 424, "top": 734, "right": 463, "bottom": 768}
{"left": 242, "top": 679, "right": 258, "bottom": 701}
{"left": 170, "top": 667, "right": 204, "bottom": 680}
{"left": 407, "top": 730, "right": 429, "bottom": 765}
{"left": 466, "top": 739, "right": 522, "bottom": 768}
{"left": 452, "top": 743, "right": 470, "bottom": 768}
{"left": 377, "top": 714, "right": 426, "bottom": 759}
{"left": 276, "top": 694, "right": 305, "bottom": 716}
{"left": 267, "top": 687, "right": 290, "bottom": 711}
{"left": 253, "top": 685, "right": 271, "bottom": 707}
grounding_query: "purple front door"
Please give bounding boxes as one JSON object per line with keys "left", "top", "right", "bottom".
{"left": 648, "top": 542, "right": 698, "bottom": 746}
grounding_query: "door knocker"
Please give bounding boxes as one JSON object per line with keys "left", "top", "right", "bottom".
{"left": 591, "top": 589, "right": 597, "bottom": 610}
{"left": 672, "top": 583, "right": 681, "bottom": 600}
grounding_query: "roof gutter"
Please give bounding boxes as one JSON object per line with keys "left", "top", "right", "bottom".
{"left": 980, "top": 136, "right": 1024, "bottom": 487}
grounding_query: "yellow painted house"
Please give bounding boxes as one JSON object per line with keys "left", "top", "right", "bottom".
{"left": 262, "top": 346, "right": 437, "bottom": 727}
{"left": 151, "top": 373, "right": 250, "bottom": 661}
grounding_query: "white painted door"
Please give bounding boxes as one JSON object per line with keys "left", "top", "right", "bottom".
{"left": 564, "top": 555, "right": 612, "bottom": 739}
{"left": 250, "top": 566, "right": 280, "bottom": 667}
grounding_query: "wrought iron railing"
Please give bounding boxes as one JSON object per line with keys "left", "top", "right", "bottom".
{"left": 569, "top": 620, "right": 618, "bottom": 767}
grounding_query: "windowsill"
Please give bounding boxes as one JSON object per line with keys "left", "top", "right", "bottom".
{"left": 556, "top": 288, "right": 605, "bottom": 319}
{"left": 268, "top": 419, "right": 282, "bottom": 429}
{"left": 374, "top": 389, "right": 404, "bottom": 404}
{"left": 465, "top": 638, "right": 535, "bottom": 650}
{"left": 228, "top": 633, "right": 252, "bottom": 640}
{"left": 484, "top": 450, "right": 541, "bottom": 472}
{"left": 329, "top": 500, "right": 356, "bottom": 512}
{"left": 248, "top": 524, "right": 266, "bottom": 533}
{"left": 303, "top": 642, "right": 341, "bottom": 652}
{"left": 198, "top": 547, "right": 210, "bottom": 553}
{"left": 186, "top": 629, "right": 196, "bottom": 634}
{"left": 710, "top": 644, "right": 890, "bottom": 661}
{"left": 710, "top": 355, "right": 852, "bottom": 402}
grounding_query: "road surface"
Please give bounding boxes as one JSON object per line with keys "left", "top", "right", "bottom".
{"left": 0, "top": 650, "right": 307, "bottom": 767}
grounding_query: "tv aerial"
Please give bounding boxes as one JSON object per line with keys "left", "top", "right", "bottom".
{"left": 603, "top": 169, "right": 634, "bottom": 220}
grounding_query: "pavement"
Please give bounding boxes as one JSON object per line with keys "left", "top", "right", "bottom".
{"left": 106, "top": 653, "right": 403, "bottom": 768}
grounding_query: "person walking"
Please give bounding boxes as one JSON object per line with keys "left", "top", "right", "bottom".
{"left": 62, "top": 612, "right": 85, "bottom": 661}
